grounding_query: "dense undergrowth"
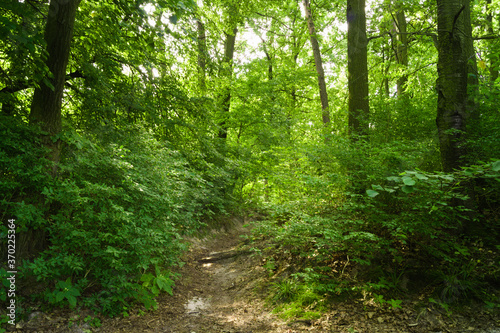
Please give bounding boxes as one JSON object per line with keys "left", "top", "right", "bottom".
{"left": 244, "top": 139, "right": 500, "bottom": 319}
{"left": 0, "top": 116, "right": 234, "bottom": 320}
{"left": 1, "top": 112, "right": 499, "bottom": 327}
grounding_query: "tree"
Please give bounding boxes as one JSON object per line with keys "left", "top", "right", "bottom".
{"left": 436, "top": 0, "right": 476, "bottom": 171}
{"left": 197, "top": 19, "right": 208, "bottom": 93}
{"left": 486, "top": 0, "right": 499, "bottom": 82}
{"left": 347, "top": 0, "right": 370, "bottom": 137}
{"left": 29, "top": 0, "right": 81, "bottom": 170}
{"left": 393, "top": 5, "right": 408, "bottom": 96}
{"left": 216, "top": 1, "right": 240, "bottom": 140}
{"left": 303, "top": 0, "right": 330, "bottom": 126}
{"left": 217, "top": 26, "right": 238, "bottom": 139}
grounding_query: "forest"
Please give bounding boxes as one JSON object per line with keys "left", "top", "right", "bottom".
{"left": 0, "top": 0, "right": 499, "bottom": 331}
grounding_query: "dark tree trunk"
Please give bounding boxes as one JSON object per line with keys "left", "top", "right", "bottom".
{"left": 19, "top": 0, "right": 80, "bottom": 263}
{"left": 436, "top": 0, "right": 475, "bottom": 171}
{"left": 394, "top": 8, "right": 408, "bottom": 96}
{"left": 347, "top": 0, "right": 369, "bottom": 137}
{"left": 197, "top": 20, "right": 207, "bottom": 93}
{"left": 29, "top": 0, "right": 81, "bottom": 170}
{"left": 303, "top": 0, "right": 330, "bottom": 126}
{"left": 486, "top": 0, "right": 499, "bottom": 82}
{"left": 218, "top": 27, "right": 237, "bottom": 140}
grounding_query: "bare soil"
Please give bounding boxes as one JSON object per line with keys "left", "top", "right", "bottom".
{"left": 12, "top": 218, "right": 500, "bottom": 333}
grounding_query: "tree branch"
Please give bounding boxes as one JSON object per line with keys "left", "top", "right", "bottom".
{"left": 452, "top": 5, "right": 465, "bottom": 31}
{"left": 368, "top": 31, "right": 438, "bottom": 48}
{"left": 473, "top": 35, "right": 500, "bottom": 40}
{"left": 0, "top": 70, "right": 85, "bottom": 95}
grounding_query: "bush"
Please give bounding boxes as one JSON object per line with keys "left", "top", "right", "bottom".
{"left": 3, "top": 123, "right": 231, "bottom": 316}
{"left": 248, "top": 148, "right": 499, "bottom": 307}
{"left": 0, "top": 116, "right": 51, "bottom": 260}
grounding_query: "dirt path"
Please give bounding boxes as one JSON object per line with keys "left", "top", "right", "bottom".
{"left": 94, "top": 220, "right": 500, "bottom": 333}
{"left": 96, "top": 220, "right": 309, "bottom": 333}
{"left": 16, "top": 219, "right": 500, "bottom": 332}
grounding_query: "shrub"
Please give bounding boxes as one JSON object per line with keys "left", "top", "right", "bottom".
{"left": 8, "top": 124, "right": 230, "bottom": 316}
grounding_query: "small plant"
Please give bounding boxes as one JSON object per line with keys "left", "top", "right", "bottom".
{"left": 373, "top": 293, "right": 385, "bottom": 305}
{"left": 429, "top": 297, "right": 453, "bottom": 316}
{"left": 84, "top": 315, "right": 102, "bottom": 328}
{"left": 68, "top": 315, "right": 80, "bottom": 328}
{"left": 387, "top": 299, "right": 402, "bottom": 309}
{"left": 439, "top": 260, "right": 479, "bottom": 303}
{"left": 270, "top": 279, "right": 297, "bottom": 303}
{"left": 140, "top": 266, "right": 176, "bottom": 297}
{"left": 263, "top": 258, "right": 276, "bottom": 277}
{"left": 484, "top": 300, "right": 500, "bottom": 309}
{"left": 45, "top": 278, "right": 81, "bottom": 308}
{"left": 121, "top": 306, "right": 129, "bottom": 318}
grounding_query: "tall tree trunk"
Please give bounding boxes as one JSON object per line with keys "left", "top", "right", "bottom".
{"left": 197, "top": 20, "right": 207, "bottom": 93}
{"left": 394, "top": 8, "right": 408, "bottom": 96}
{"left": 347, "top": 0, "right": 370, "bottom": 137}
{"left": 217, "top": 27, "right": 237, "bottom": 140}
{"left": 436, "top": 0, "right": 475, "bottom": 171}
{"left": 303, "top": 0, "right": 330, "bottom": 126}
{"left": 486, "top": 0, "right": 499, "bottom": 82}
{"left": 29, "top": 0, "right": 81, "bottom": 171}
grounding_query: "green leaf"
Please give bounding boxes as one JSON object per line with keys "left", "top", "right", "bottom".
{"left": 169, "top": 15, "right": 178, "bottom": 24}
{"left": 388, "top": 299, "right": 402, "bottom": 309}
{"left": 387, "top": 176, "right": 400, "bottom": 182}
{"left": 401, "top": 185, "right": 414, "bottom": 194}
{"left": 366, "top": 189, "right": 379, "bottom": 197}
{"left": 42, "top": 77, "right": 55, "bottom": 91}
{"left": 402, "top": 177, "right": 416, "bottom": 186}
{"left": 155, "top": 276, "right": 174, "bottom": 295}
{"left": 56, "top": 291, "right": 65, "bottom": 303}
{"left": 140, "top": 273, "right": 154, "bottom": 284}
{"left": 492, "top": 160, "right": 500, "bottom": 172}
{"left": 67, "top": 294, "right": 77, "bottom": 308}
{"left": 414, "top": 173, "right": 428, "bottom": 180}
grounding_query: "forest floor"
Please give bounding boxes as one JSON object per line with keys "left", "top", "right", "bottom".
{"left": 14, "top": 217, "right": 500, "bottom": 333}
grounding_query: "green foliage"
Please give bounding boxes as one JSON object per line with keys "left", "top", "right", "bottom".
{"left": 83, "top": 315, "right": 102, "bottom": 328}
{"left": 140, "top": 265, "right": 176, "bottom": 297}
{"left": 248, "top": 135, "right": 499, "bottom": 311}
{"left": 0, "top": 116, "right": 51, "bottom": 266}
{"left": 3, "top": 123, "right": 232, "bottom": 316}
{"left": 2, "top": 0, "right": 499, "bottom": 323}
{"left": 45, "top": 278, "right": 81, "bottom": 308}
{"left": 429, "top": 297, "right": 453, "bottom": 316}
{"left": 270, "top": 279, "right": 298, "bottom": 303}
{"left": 269, "top": 278, "right": 325, "bottom": 321}
{"left": 0, "top": 315, "right": 7, "bottom": 333}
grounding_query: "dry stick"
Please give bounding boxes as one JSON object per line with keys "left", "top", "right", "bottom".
{"left": 341, "top": 255, "right": 350, "bottom": 277}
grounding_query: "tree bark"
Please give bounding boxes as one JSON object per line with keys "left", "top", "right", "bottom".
{"left": 217, "top": 27, "right": 237, "bottom": 140}
{"left": 436, "top": 0, "right": 475, "bottom": 171}
{"left": 347, "top": 0, "right": 370, "bottom": 137}
{"left": 394, "top": 8, "right": 408, "bottom": 96}
{"left": 486, "top": 0, "right": 499, "bottom": 82}
{"left": 29, "top": 0, "right": 81, "bottom": 170}
{"left": 303, "top": 0, "right": 330, "bottom": 126}
{"left": 197, "top": 20, "right": 207, "bottom": 93}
